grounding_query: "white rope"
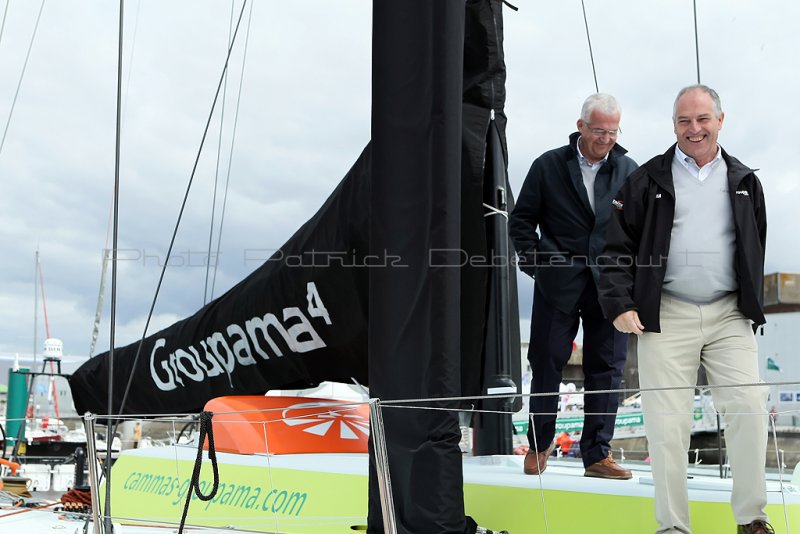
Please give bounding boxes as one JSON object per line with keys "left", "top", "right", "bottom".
{"left": 261, "top": 421, "right": 280, "bottom": 534}
{"left": 769, "top": 414, "right": 791, "bottom": 533}
{"left": 529, "top": 412, "right": 551, "bottom": 534}
{"left": 482, "top": 202, "right": 508, "bottom": 219}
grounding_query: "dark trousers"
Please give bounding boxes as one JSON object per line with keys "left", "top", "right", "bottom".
{"left": 526, "top": 282, "right": 627, "bottom": 467}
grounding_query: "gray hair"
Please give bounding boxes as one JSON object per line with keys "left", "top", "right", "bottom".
{"left": 672, "top": 84, "right": 723, "bottom": 119}
{"left": 580, "top": 93, "right": 621, "bottom": 122}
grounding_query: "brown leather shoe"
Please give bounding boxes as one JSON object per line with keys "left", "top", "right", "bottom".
{"left": 523, "top": 442, "right": 555, "bottom": 475}
{"left": 584, "top": 452, "right": 632, "bottom": 480}
{"left": 737, "top": 520, "right": 775, "bottom": 534}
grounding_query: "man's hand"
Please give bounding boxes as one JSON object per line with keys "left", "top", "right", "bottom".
{"left": 613, "top": 310, "right": 644, "bottom": 335}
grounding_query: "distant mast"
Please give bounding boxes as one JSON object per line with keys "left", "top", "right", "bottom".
{"left": 33, "top": 249, "right": 39, "bottom": 370}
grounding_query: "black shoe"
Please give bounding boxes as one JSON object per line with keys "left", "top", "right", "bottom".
{"left": 476, "top": 527, "right": 509, "bottom": 534}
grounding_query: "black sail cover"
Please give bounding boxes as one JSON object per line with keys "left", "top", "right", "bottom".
{"left": 70, "top": 147, "right": 372, "bottom": 415}
{"left": 368, "top": 1, "right": 517, "bottom": 532}
{"left": 368, "top": 1, "right": 466, "bottom": 532}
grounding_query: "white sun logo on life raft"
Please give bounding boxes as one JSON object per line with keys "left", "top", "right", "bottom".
{"left": 281, "top": 402, "right": 370, "bottom": 440}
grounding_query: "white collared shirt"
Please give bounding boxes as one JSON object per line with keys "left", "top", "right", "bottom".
{"left": 576, "top": 136, "right": 608, "bottom": 171}
{"left": 576, "top": 136, "right": 608, "bottom": 213}
{"left": 675, "top": 144, "right": 722, "bottom": 182}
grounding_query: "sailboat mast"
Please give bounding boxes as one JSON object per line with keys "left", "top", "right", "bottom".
{"left": 33, "top": 249, "right": 39, "bottom": 369}
{"left": 38, "top": 258, "right": 51, "bottom": 338}
{"left": 101, "top": 1, "right": 125, "bottom": 531}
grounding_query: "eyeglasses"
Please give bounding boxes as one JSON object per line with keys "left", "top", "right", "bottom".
{"left": 587, "top": 125, "right": 621, "bottom": 138}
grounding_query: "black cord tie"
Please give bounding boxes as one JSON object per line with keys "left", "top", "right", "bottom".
{"left": 177, "top": 411, "right": 219, "bottom": 533}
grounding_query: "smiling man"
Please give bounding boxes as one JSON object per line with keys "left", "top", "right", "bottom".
{"left": 599, "top": 85, "right": 772, "bottom": 534}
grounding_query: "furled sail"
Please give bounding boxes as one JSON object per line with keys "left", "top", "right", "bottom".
{"left": 367, "top": 1, "right": 519, "bottom": 531}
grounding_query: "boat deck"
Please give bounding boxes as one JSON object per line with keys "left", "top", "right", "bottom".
{"left": 1, "top": 450, "right": 798, "bottom": 533}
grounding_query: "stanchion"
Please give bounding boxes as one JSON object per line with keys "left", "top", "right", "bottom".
{"left": 368, "top": 399, "right": 397, "bottom": 534}
{"left": 83, "top": 413, "right": 103, "bottom": 534}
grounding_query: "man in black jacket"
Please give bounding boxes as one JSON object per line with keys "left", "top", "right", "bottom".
{"left": 599, "top": 85, "right": 772, "bottom": 534}
{"left": 510, "top": 93, "right": 637, "bottom": 479}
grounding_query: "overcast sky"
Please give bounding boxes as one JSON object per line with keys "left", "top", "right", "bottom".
{"left": 1, "top": 1, "right": 798, "bottom": 362}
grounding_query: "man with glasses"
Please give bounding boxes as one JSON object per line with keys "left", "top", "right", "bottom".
{"left": 509, "top": 93, "right": 636, "bottom": 479}
{"left": 599, "top": 85, "right": 772, "bottom": 533}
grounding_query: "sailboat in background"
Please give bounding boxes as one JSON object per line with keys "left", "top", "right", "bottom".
{"left": 1, "top": 252, "right": 78, "bottom": 455}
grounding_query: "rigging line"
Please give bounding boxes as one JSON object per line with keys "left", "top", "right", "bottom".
{"left": 204, "top": 0, "right": 236, "bottom": 306}
{"left": 529, "top": 416, "right": 551, "bottom": 533}
{"left": 692, "top": 0, "right": 701, "bottom": 83}
{"left": 0, "top": 0, "right": 45, "bottom": 160}
{"left": 0, "top": 0, "right": 9, "bottom": 49}
{"left": 117, "top": 0, "right": 249, "bottom": 417}
{"left": 92, "top": 0, "right": 140, "bottom": 356}
{"left": 378, "top": 379, "right": 798, "bottom": 406}
{"left": 211, "top": 0, "right": 254, "bottom": 300}
{"left": 91, "top": 1, "right": 140, "bottom": 357}
{"left": 103, "top": 1, "right": 125, "bottom": 532}
{"left": 177, "top": 412, "right": 219, "bottom": 534}
{"left": 90, "top": 0, "right": 135, "bottom": 349}
{"left": 769, "top": 415, "right": 791, "bottom": 530}
{"left": 580, "top": 0, "right": 599, "bottom": 93}
{"left": 37, "top": 258, "right": 51, "bottom": 338}
{"left": 121, "top": 0, "right": 141, "bottom": 125}
{"left": 261, "top": 422, "right": 280, "bottom": 534}
{"left": 38, "top": 255, "right": 62, "bottom": 422}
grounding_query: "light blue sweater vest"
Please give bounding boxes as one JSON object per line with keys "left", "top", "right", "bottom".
{"left": 663, "top": 157, "right": 738, "bottom": 303}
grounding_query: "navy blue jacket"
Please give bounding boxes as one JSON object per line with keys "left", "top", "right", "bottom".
{"left": 510, "top": 132, "right": 638, "bottom": 313}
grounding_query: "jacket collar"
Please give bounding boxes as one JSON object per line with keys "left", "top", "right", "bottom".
{"left": 644, "top": 143, "right": 756, "bottom": 194}
{"left": 720, "top": 147, "right": 758, "bottom": 188}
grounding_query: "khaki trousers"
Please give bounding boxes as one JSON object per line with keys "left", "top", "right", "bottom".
{"left": 638, "top": 294, "right": 769, "bottom": 533}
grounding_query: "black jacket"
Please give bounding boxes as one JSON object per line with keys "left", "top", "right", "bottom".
{"left": 510, "top": 132, "right": 638, "bottom": 313}
{"left": 598, "top": 145, "right": 767, "bottom": 332}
